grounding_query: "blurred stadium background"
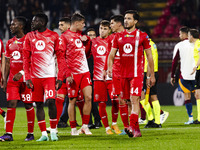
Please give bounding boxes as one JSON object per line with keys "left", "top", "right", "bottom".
{"left": 0, "top": 0, "right": 200, "bottom": 106}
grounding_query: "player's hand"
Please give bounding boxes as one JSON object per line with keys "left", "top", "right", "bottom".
{"left": 170, "top": 78, "right": 175, "bottom": 86}
{"left": 26, "top": 79, "right": 34, "bottom": 89}
{"left": 2, "top": 80, "right": 7, "bottom": 92}
{"left": 108, "top": 68, "right": 112, "bottom": 78}
{"left": 80, "top": 35, "right": 88, "bottom": 42}
{"left": 56, "top": 80, "right": 62, "bottom": 90}
{"left": 150, "top": 75, "right": 156, "bottom": 87}
{"left": 13, "top": 73, "right": 22, "bottom": 81}
{"left": 103, "top": 70, "right": 107, "bottom": 81}
{"left": 146, "top": 78, "right": 150, "bottom": 88}
{"left": 191, "top": 67, "right": 197, "bottom": 75}
{"left": 67, "top": 76, "right": 73, "bottom": 84}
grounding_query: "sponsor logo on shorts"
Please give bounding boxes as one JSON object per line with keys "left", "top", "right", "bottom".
{"left": 12, "top": 51, "right": 21, "bottom": 60}
{"left": 95, "top": 94, "right": 99, "bottom": 100}
{"left": 72, "top": 90, "right": 75, "bottom": 96}
{"left": 36, "top": 40, "right": 45, "bottom": 50}
{"left": 75, "top": 39, "right": 83, "bottom": 48}
{"left": 97, "top": 46, "right": 106, "bottom": 55}
{"left": 123, "top": 43, "right": 132, "bottom": 54}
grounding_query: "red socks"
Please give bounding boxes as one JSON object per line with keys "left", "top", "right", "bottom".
{"left": 55, "top": 97, "right": 64, "bottom": 125}
{"left": 111, "top": 98, "right": 119, "bottom": 123}
{"left": 38, "top": 120, "right": 46, "bottom": 132}
{"left": 119, "top": 104, "right": 129, "bottom": 128}
{"left": 129, "top": 113, "right": 139, "bottom": 130}
{"left": 82, "top": 115, "right": 90, "bottom": 125}
{"left": 26, "top": 107, "right": 35, "bottom": 133}
{"left": 69, "top": 120, "right": 77, "bottom": 128}
{"left": 50, "top": 118, "right": 57, "bottom": 129}
{"left": 99, "top": 102, "right": 109, "bottom": 128}
{"left": 6, "top": 108, "right": 16, "bottom": 133}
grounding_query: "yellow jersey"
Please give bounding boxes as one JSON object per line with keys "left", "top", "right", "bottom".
{"left": 193, "top": 39, "right": 200, "bottom": 70}
{"left": 144, "top": 39, "right": 158, "bottom": 72}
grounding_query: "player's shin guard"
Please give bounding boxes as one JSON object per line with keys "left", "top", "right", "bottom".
{"left": 99, "top": 102, "right": 109, "bottom": 128}
{"left": 140, "top": 99, "right": 153, "bottom": 121}
{"left": 26, "top": 107, "right": 35, "bottom": 133}
{"left": 82, "top": 115, "right": 90, "bottom": 125}
{"left": 152, "top": 100, "right": 161, "bottom": 124}
{"left": 76, "top": 99, "right": 84, "bottom": 118}
{"left": 119, "top": 104, "right": 129, "bottom": 128}
{"left": 6, "top": 108, "right": 16, "bottom": 133}
{"left": 38, "top": 120, "right": 47, "bottom": 132}
{"left": 111, "top": 98, "right": 119, "bottom": 123}
{"left": 129, "top": 113, "right": 139, "bottom": 130}
{"left": 55, "top": 97, "right": 64, "bottom": 125}
{"left": 197, "top": 99, "right": 200, "bottom": 121}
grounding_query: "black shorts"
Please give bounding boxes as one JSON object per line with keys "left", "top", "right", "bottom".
{"left": 195, "top": 70, "right": 200, "bottom": 89}
{"left": 142, "top": 72, "right": 159, "bottom": 95}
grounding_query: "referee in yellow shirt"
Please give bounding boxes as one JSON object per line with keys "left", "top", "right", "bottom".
{"left": 189, "top": 29, "right": 200, "bottom": 124}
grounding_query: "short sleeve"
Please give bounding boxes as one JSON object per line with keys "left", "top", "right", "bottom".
{"left": 112, "top": 34, "right": 119, "bottom": 49}
{"left": 142, "top": 33, "right": 151, "bottom": 50}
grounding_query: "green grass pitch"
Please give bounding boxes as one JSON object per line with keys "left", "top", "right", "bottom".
{"left": 1, "top": 106, "right": 200, "bottom": 150}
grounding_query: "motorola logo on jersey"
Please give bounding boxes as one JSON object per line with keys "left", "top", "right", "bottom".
{"left": 123, "top": 43, "right": 132, "bottom": 54}
{"left": 97, "top": 46, "right": 106, "bottom": 55}
{"left": 12, "top": 51, "right": 21, "bottom": 60}
{"left": 36, "top": 40, "right": 45, "bottom": 50}
{"left": 75, "top": 39, "right": 83, "bottom": 48}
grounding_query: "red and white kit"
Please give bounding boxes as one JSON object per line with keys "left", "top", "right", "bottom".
{"left": 0, "top": 39, "right": 5, "bottom": 80}
{"left": 59, "top": 30, "right": 92, "bottom": 98}
{"left": 5, "top": 36, "right": 32, "bottom": 103}
{"left": 91, "top": 36, "right": 113, "bottom": 102}
{"left": 23, "top": 29, "right": 63, "bottom": 102}
{"left": 112, "top": 29, "right": 151, "bottom": 99}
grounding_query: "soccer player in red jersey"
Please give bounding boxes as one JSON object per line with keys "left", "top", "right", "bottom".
{"left": 59, "top": 12, "right": 92, "bottom": 135}
{"left": 104, "top": 15, "right": 130, "bottom": 135}
{"left": 23, "top": 13, "right": 63, "bottom": 141}
{"left": 0, "top": 39, "right": 6, "bottom": 127}
{"left": 108, "top": 10, "right": 155, "bottom": 137}
{"left": 91, "top": 20, "right": 118, "bottom": 134}
{"left": 0, "top": 17, "right": 35, "bottom": 142}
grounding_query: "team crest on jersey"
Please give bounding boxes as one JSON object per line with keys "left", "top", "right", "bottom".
{"left": 36, "top": 40, "right": 45, "bottom": 50}
{"left": 12, "top": 51, "right": 21, "bottom": 60}
{"left": 123, "top": 43, "right": 132, "bottom": 54}
{"left": 75, "top": 39, "right": 83, "bottom": 48}
{"left": 95, "top": 94, "right": 99, "bottom": 100}
{"left": 97, "top": 46, "right": 106, "bottom": 55}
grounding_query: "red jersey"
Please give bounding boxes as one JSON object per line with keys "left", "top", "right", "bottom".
{"left": 23, "top": 29, "right": 63, "bottom": 80}
{"left": 91, "top": 36, "right": 111, "bottom": 81}
{"left": 112, "top": 29, "right": 151, "bottom": 78}
{"left": 59, "top": 30, "right": 89, "bottom": 77}
{"left": 5, "top": 36, "right": 25, "bottom": 82}
{"left": 110, "top": 33, "right": 121, "bottom": 78}
{"left": 0, "top": 39, "right": 5, "bottom": 63}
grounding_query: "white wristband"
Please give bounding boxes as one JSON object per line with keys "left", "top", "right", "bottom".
{"left": 19, "top": 70, "right": 24, "bottom": 76}
{"left": 147, "top": 76, "right": 151, "bottom": 79}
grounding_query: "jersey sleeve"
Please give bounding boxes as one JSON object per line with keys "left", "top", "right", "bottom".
{"left": 55, "top": 34, "right": 65, "bottom": 81}
{"left": 112, "top": 34, "right": 119, "bottom": 49}
{"left": 197, "top": 41, "right": 200, "bottom": 52}
{"left": 142, "top": 34, "right": 151, "bottom": 50}
{"left": 104, "top": 39, "right": 112, "bottom": 71}
{"left": 83, "top": 36, "right": 92, "bottom": 58}
{"left": 23, "top": 34, "right": 32, "bottom": 81}
{"left": 5, "top": 40, "right": 10, "bottom": 58}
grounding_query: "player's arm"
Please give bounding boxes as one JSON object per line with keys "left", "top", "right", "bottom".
{"left": 3, "top": 57, "right": 10, "bottom": 92}
{"left": 23, "top": 35, "right": 33, "bottom": 89}
{"left": 108, "top": 48, "right": 117, "bottom": 78}
{"left": 191, "top": 51, "right": 200, "bottom": 75}
{"left": 145, "top": 48, "right": 155, "bottom": 87}
{"left": 171, "top": 45, "right": 180, "bottom": 86}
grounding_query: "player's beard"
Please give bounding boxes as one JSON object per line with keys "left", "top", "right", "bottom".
{"left": 124, "top": 25, "right": 134, "bottom": 30}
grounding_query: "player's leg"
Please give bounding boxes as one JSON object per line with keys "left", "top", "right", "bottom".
{"left": 0, "top": 82, "right": 19, "bottom": 141}
{"left": 80, "top": 72, "right": 92, "bottom": 135}
{"left": 76, "top": 91, "right": 84, "bottom": 120}
{"left": 108, "top": 80, "right": 120, "bottom": 134}
{"left": 58, "top": 97, "right": 69, "bottom": 128}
